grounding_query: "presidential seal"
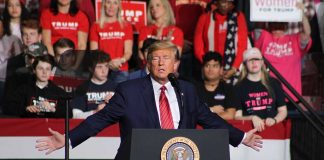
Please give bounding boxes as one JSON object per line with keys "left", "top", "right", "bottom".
{"left": 161, "top": 137, "right": 200, "bottom": 160}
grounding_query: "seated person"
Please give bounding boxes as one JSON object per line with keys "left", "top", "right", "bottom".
{"left": 52, "top": 38, "right": 88, "bottom": 78}
{"left": 234, "top": 48, "right": 287, "bottom": 132}
{"left": 128, "top": 38, "right": 158, "bottom": 80}
{"left": 196, "top": 51, "right": 237, "bottom": 120}
{"left": 3, "top": 42, "right": 47, "bottom": 116}
{"left": 51, "top": 38, "right": 89, "bottom": 93}
{"left": 7, "top": 55, "right": 71, "bottom": 118}
{"left": 71, "top": 50, "right": 117, "bottom": 119}
{"left": 6, "top": 18, "right": 43, "bottom": 79}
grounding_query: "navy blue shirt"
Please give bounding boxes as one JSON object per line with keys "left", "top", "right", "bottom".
{"left": 71, "top": 80, "right": 117, "bottom": 111}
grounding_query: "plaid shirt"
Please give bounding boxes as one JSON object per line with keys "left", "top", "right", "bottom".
{"left": 287, "top": 0, "right": 316, "bottom": 34}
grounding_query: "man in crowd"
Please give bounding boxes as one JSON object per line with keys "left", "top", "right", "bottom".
{"left": 36, "top": 41, "right": 262, "bottom": 160}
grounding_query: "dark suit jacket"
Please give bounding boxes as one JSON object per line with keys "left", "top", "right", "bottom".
{"left": 70, "top": 75, "right": 244, "bottom": 159}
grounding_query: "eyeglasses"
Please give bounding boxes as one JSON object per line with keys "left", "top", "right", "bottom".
{"left": 245, "top": 58, "right": 263, "bottom": 63}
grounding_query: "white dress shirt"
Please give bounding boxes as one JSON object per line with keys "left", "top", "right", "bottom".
{"left": 151, "top": 77, "right": 180, "bottom": 129}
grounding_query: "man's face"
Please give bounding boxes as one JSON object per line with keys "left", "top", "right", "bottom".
{"left": 54, "top": 47, "right": 75, "bottom": 70}
{"left": 203, "top": 60, "right": 223, "bottom": 81}
{"left": 216, "top": 0, "right": 234, "bottom": 15}
{"left": 147, "top": 48, "right": 179, "bottom": 84}
{"left": 34, "top": 61, "right": 52, "bottom": 82}
{"left": 92, "top": 62, "right": 109, "bottom": 82}
{"left": 22, "top": 28, "right": 41, "bottom": 46}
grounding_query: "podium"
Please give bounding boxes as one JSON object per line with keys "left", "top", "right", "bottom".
{"left": 130, "top": 129, "right": 230, "bottom": 160}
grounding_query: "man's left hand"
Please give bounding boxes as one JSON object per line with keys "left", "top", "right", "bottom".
{"left": 242, "top": 128, "right": 263, "bottom": 151}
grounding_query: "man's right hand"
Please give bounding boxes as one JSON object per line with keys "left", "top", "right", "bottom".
{"left": 35, "top": 128, "right": 65, "bottom": 155}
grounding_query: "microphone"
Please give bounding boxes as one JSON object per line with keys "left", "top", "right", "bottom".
{"left": 167, "top": 73, "right": 179, "bottom": 89}
{"left": 167, "top": 73, "right": 184, "bottom": 128}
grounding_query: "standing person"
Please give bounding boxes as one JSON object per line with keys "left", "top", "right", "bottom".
{"left": 234, "top": 48, "right": 287, "bottom": 132}
{"left": 90, "top": 0, "right": 133, "bottom": 83}
{"left": 35, "top": 41, "right": 262, "bottom": 160}
{"left": 253, "top": 2, "right": 312, "bottom": 109}
{"left": 3, "top": 0, "right": 30, "bottom": 41}
{"left": 39, "top": 0, "right": 96, "bottom": 24}
{"left": 71, "top": 50, "right": 117, "bottom": 119}
{"left": 40, "top": 0, "right": 89, "bottom": 57}
{"left": 128, "top": 38, "right": 158, "bottom": 80}
{"left": 0, "top": 17, "right": 22, "bottom": 114}
{"left": 194, "top": 0, "right": 248, "bottom": 84}
{"left": 196, "top": 51, "right": 238, "bottom": 120}
{"left": 138, "top": 0, "right": 184, "bottom": 62}
{"left": 7, "top": 55, "right": 71, "bottom": 118}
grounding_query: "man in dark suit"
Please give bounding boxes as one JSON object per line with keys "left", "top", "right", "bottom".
{"left": 36, "top": 41, "right": 262, "bottom": 159}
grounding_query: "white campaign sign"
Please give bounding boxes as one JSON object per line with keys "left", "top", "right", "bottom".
{"left": 250, "top": 0, "right": 302, "bottom": 22}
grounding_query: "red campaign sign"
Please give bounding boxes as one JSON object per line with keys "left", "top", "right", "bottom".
{"left": 96, "top": 0, "right": 147, "bottom": 33}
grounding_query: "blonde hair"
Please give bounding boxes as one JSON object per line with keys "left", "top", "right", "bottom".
{"left": 147, "top": 0, "right": 176, "bottom": 26}
{"left": 99, "top": 0, "right": 124, "bottom": 28}
{"left": 239, "top": 49, "right": 274, "bottom": 98}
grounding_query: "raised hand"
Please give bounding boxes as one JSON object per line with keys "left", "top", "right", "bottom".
{"left": 35, "top": 128, "right": 65, "bottom": 155}
{"left": 242, "top": 128, "right": 263, "bottom": 151}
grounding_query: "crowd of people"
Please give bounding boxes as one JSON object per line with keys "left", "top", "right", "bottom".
{"left": 0, "top": 0, "right": 316, "bottom": 133}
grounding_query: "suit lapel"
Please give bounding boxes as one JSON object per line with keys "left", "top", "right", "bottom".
{"left": 141, "top": 75, "right": 160, "bottom": 128}
{"left": 177, "top": 81, "right": 186, "bottom": 129}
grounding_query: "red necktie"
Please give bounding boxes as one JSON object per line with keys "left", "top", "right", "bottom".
{"left": 159, "top": 86, "right": 174, "bottom": 129}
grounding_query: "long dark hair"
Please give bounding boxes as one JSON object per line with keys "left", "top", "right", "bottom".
{"left": 50, "top": 0, "right": 79, "bottom": 16}
{"left": 3, "top": 0, "right": 30, "bottom": 36}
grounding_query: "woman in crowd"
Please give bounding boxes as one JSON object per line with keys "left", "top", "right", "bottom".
{"left": 253, "top": 2, "right": 312, "bottom": 109}
{"left": 0, "top": 17, "right": 22, "bottom": 113}
{"left": 3, "top": 0, "right": 30, "bottom": 41}
{"left": 234, "top": 48, "right": 287, "bottom": 132}
{"left": 194, "top": 0, "right": 248, "bottom": 85}
{"left": 138, "top": 0, "right": 183, "bottom": 62}
{"left": 90, "top": 0, "right": 133, "bottom": 83}
{"left": 40, "top": 0, "right": 89, "bottom": 56}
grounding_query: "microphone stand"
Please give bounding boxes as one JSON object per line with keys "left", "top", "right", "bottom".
{"left": 65, "top": 98, "right": 70, "bottom": 160}
{"left": 168, "top": 73, "right": 184, "bottom": 127}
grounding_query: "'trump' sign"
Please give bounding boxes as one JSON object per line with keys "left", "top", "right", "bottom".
{"left": 250, "top": 0, "right": 302, "bottom": 22}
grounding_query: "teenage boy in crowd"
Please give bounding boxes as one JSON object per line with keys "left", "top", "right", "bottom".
{"left": 71, "top": 50, "right": 117, "bottom": 119}
{"left": 196, "top": 51, "right": 238, "bottom": 120}
{"left": 7, "top": 55, "right": 71, "bottom": 118}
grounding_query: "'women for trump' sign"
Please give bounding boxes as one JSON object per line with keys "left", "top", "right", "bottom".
{"left": 250, "top": 0, "right": 302, "bottom": 22}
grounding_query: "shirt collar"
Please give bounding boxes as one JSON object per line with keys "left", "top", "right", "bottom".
{"left": 151, "top": 76, "right": 172, "bottom": 93}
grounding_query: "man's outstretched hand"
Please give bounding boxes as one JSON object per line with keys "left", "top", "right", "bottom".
{"left": 242, "top": 128, "right": 263, "bottom": 151}
{"left": 35, "top": 128, "right": 65, "bottom": 155}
